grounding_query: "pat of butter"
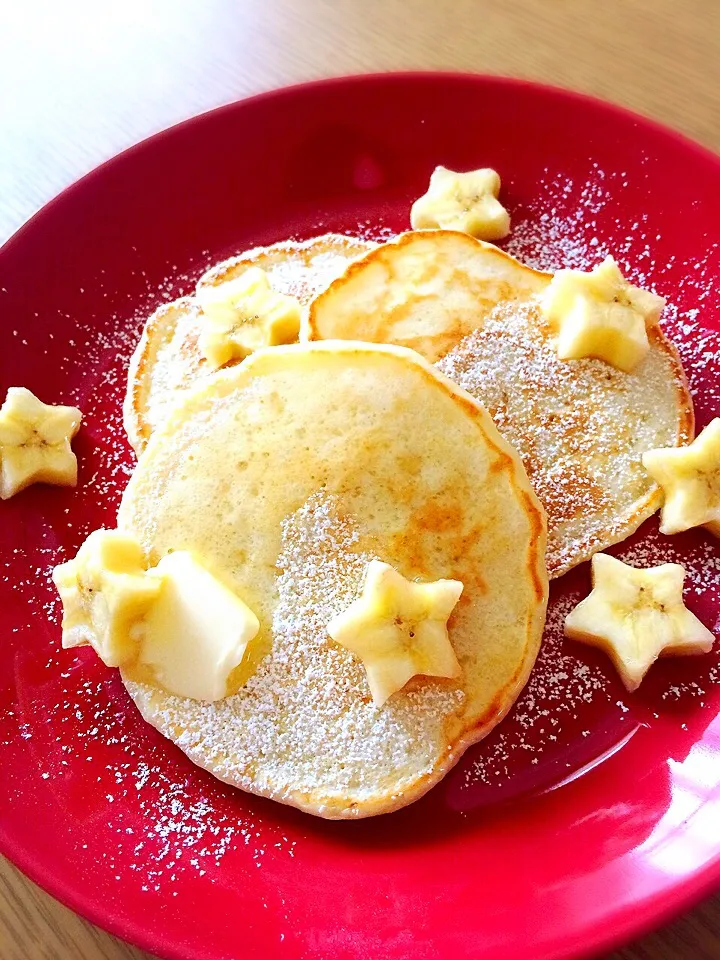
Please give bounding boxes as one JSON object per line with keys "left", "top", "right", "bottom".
{"left": 140, "top": 551, "right": 259, "bottom": 702}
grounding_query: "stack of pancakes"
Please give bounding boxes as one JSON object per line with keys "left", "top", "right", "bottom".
{"left": 119, "top": 230, "right": 692, "bottom": 818}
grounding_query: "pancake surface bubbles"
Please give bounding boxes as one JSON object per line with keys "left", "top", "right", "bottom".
{"left": 118, "top": 342, "right": 547, "bottom": 818}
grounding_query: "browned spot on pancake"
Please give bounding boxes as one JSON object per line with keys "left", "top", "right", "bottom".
{"left": 489, "top": 456, "right": 509, "bottom": 475}
{"left": 519, "top": 488, "right": 548, "bottom": 605}
{"left": 411, "top": 498, "right": 464, "bottom": 534}
{"left": 385, "top": 504, "right": 488, "bottom": 595}
{"left": 534, "top": 465, "right": 609, "bottom": 529}
{"left": 179, "top": 331, "right": 208, "bottom": 377}
{"left": 306, "top": 229, "right": 549, "bottom": 361}
{"left": 402, "top": 674, "right": 458, "bottom": 697}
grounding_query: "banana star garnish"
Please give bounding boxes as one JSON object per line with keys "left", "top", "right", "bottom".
{"left": 326, "top": 559, "right": 463, "bottom": 706}
{"left": 410, "top": 166, "right": 510, "bottom": 240}
{"left": 53, "top": 529, "right": 161, "bottom": 667}
{"left": 197, "top": 266, "right": 301, "bottom": 369}
{"left": 642, "top": 419, "right": 720, "bottom": 537}
{"left": 540, "top": 256, "right": 665, "bottom": 372}
{"left": 565, "top": 553, "right": 714, "bottom": 691}
{"left": 0, "top": 387, "right": 82, "bottom": 499}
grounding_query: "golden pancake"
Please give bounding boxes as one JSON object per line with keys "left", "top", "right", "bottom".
{"left": 306, "top": 230, "right": 548, "bottom": 362}
{"left": 306, "top": 231, "right": 694, "bottom": 577}
{"left": 123, "top": 233, "right": 375, "bottom": 453}
{"left": 118, "top": 342, "right": 548, "bottom": 818}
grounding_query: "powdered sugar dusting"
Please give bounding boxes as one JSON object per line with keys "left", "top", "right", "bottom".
{"left": 2, "top": 660, "right": 295, "bottom": 889}
{"left": 3, "top": 179, "right": 720, "bottom": 880}
{"left": 504, "top": 167, "right": 720, "bottom": 422}
{"left": 505, "top": 166, "right": 665, "bottom": 283}
{"left": 198, "top": 234, "right": 377, "bottom": 304}
{"left": 355, "top": 221, "right": 397, "bottom": 244}
{"left": 506, "top": 166, "right": 614, "bottom": 271}
{"left": 125, "top": 492, "right": 464, "bottom": 812}
{"left": 437, "top": 299, "right": 687, "bottom": 576}
{"left": 663, "top": 302, "right": 720, "bottom": 416}
{"left": 616, "top": 526, "right": 720, "bottom": 601}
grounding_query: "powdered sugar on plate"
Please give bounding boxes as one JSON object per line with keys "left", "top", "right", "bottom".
{"left": 4, "top": 165, "right": 720, "bottom": 856}
{"left": 455, "top": 166, "right": 720, "bottom": 792}
{"left": 506, "top": 166, "right": 614, "bottom": 271}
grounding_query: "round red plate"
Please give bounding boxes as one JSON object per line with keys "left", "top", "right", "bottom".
{"left": 1, "top": 73, "right": 720, "bottom": 960}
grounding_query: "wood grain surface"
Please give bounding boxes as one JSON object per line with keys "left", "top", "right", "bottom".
{"left": 1, "top": 1, "right": 719, "bottom": 958}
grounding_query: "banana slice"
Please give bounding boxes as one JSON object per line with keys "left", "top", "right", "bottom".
{"left": 564, "top": 553, "right": 714, "bottom": 691}
{"left": 54, "top": 532, "right": 260, "bottom": 700}
{"left": 0, "top": 387, "right": 82, "bottom": 499}
{"left": 326, "top": 559, "right": 463, "bottom": 706}
{"left": 642, "top": 418, "right": 720, "bottom": 536}
{"left": 540, "top": 256, "right": 665, "bottom": 372}
{"left": 139, "top": 551, "right": 259, "bottom": 702}
{"left": 196, "top": 266, "right": 301, "bottom": 369}
{"left": 410, "top": 166, "right": 510, "bottom": 240}
{"left": 53, "top": 529, "right": 160, "bottom": 667}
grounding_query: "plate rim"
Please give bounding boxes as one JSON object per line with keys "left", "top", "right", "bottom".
{"left": 2, "top": 69, "right": 720, "bottom": 259}
{"left": 2, "top": 70, "right": 720, "bottom": 960}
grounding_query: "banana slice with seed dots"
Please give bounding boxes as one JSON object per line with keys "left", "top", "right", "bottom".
{"left": 540, "top": 256, "right": 665, "bottom": 372}
{"left": 642, "top": 418, "right": 720, "bottom": 537}
{"left": 53, "top": 529, "right": 160, "bottom": 667}
{"left": 410, "top": 166, "right": 511, "bottom": 241}
{"left": 564, "top": 552, "right": 714, "bottom": 691}
{"left": 196, "top": 266, "right": 301, "bottom": 369}
{"left": 327, "top": 559, "right": 463, "bottom": 707}
{"left": 0, "top": 387, "right": 82, "bottom": 499}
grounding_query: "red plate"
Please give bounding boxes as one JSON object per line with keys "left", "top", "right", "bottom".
{"left": 1, "top": 73, "right": 720, "bottom": 960}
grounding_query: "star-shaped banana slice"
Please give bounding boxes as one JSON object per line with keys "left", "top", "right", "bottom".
{"left": 326, "top": 559, "right": 463, "bottom": 706}
{"left": 564, "top": 553, "right": 714, "bottom": 691}
{"left": 0, "top": 387, "right": 82, "bottom": 499}
{"left": 540, "top": 256, "right": 665, "bottom": 372}
{"left": 410, "top": 166, "right": 511, "bottom": 241}
{"left": 53, "top": 529, "right": 160, "bottom": 667}
{"left": 642, "top": 419, "right": 720, "bottom": 537}
{"left": 197, "top": 266, "right": 301, "bottom": 369}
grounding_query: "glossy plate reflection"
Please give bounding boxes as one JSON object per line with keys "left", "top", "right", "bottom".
{"left": 0, "top": 73, "right": 720, "bottom": 960}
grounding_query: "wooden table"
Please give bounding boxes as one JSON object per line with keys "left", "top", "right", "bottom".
{"left": 1, "top": 1, "right": 719, "bottom": 957}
